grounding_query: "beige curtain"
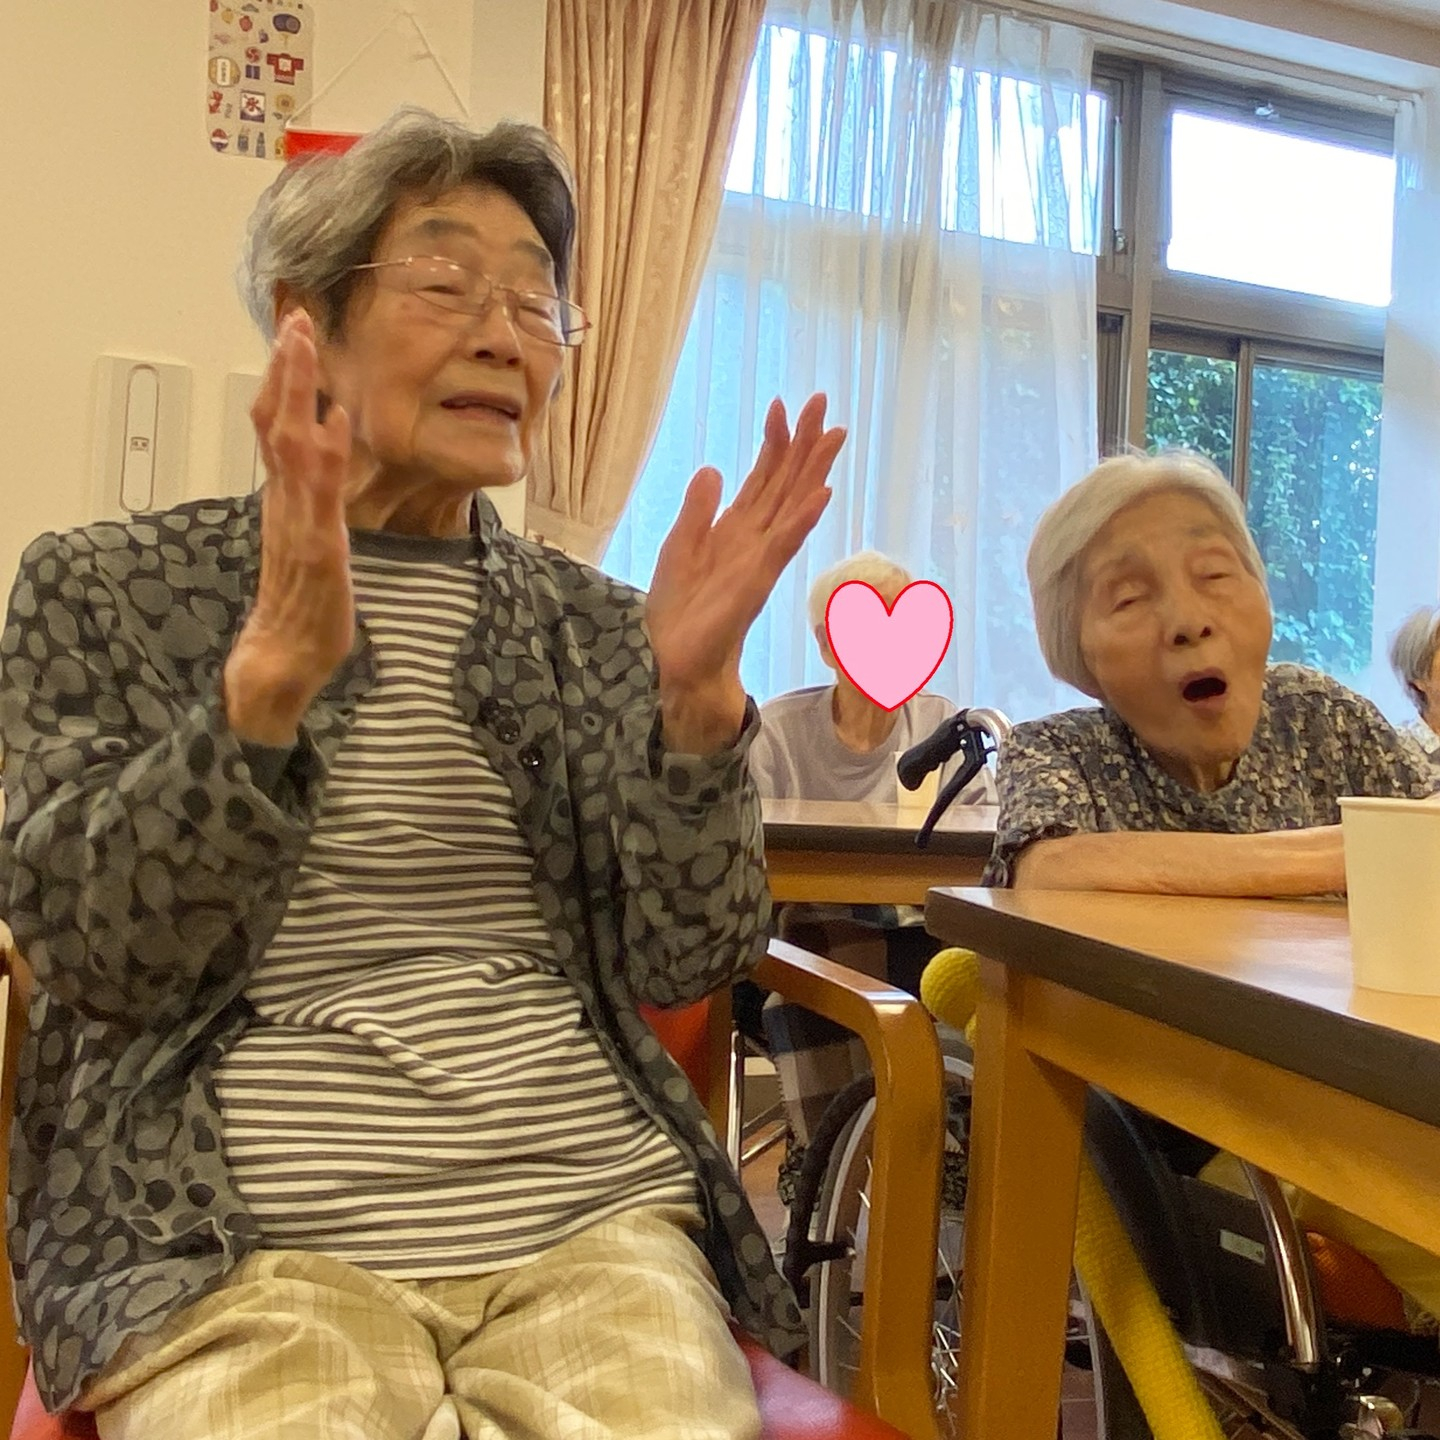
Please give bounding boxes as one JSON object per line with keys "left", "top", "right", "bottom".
{"left": 529, "top": 0, "right": 766, "bottom": 563}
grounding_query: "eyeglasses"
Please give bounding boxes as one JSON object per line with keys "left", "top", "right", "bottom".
{"left": 351, "top": 255, "right": 590, "bottom": 347}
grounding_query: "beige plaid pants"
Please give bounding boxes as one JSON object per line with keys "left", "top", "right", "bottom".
{"left": 79, "top": 1204, "right": 761, "bottom": 1440}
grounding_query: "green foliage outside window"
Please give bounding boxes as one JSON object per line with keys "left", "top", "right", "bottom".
{"left": 1145, "top": 350, "right": 1381, "bottom": 680}
{"left": 1145, "top": 349, "right": 1237, "bottom": 478}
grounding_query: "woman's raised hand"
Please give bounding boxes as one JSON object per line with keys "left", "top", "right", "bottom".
{"left": 645, "top": 394, "right": 846, "bottom": 754}
{"left": 224, "top": 308, "right": 355, "bottom": 747}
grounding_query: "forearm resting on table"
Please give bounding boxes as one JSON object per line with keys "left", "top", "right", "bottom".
{"left": 1014, "top": 826, "right": 1344, "bottom": 897}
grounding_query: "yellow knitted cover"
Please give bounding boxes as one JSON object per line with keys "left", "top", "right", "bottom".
{"left": 921, "top": 948, "right": 1224, "bottom": 1440}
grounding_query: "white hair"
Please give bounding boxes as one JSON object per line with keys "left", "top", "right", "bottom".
{"left": 1389, "top": 606, "right": 1440, "bottom": 714}
{"left": 238, "top": 106, "right": 575, "bottom": 343}
{"left": 808, "top": 551, "right": 913, "bottom": 632}
{"left": 1028, "top": 451, "right": 1268, "bottom": 697}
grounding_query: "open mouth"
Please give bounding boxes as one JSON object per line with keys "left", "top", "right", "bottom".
{"left": 1181, "top": 673, "right": 1228, "bottom": 703}
{"left": 441, "top": 396, "right": 521, "bottom": 420}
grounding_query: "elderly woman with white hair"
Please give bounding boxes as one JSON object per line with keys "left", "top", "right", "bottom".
{"left": 750, "top": 549, "right": 991, "bottom": 995}
{"left": 1389, "top": 604, "right": 1440, "bottom": 758}
{"left": 984, "top": 451, "right": 1435, "bottom": 894}
{"left": 985, "top": 449, "right": 1440, "bottom": 1329}
{"left": 747, "top": 552, "right": 991, "bottom": 1206}
{"left": 0, "top": 107, "right": 847, "bottom": 1437}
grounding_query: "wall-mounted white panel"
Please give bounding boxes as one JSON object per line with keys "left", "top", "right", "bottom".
{"left": 92, "top": 356, "right": 191, "bottom": 520}
{"left": 222, "top": 372, "right": 264, "bottom": 495}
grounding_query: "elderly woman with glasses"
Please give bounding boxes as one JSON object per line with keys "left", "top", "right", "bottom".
{"left": 0, "top": 108, "right": 844, "bottom": 1438}
{"left": 984, "top": 449, "right": 1440, "bottom": 1328}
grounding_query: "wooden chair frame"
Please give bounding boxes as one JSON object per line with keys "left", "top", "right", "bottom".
{"left": 753, "top": 939, "right": 945, "bottom": 1440}
{"left": 0, "top": 935, "right": 946, "bottom": 1440}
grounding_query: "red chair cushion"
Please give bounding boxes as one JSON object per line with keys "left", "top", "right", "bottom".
{"left": 735, "top": 1331, "right": 909, "bottom": 1439}
{"left": 639, "top": 999, "right": 712, "bottom": 1102}
{"left": 14, "top": 1340, "right": 907, "bottom": 1440}
{"left": 12, "top": 1364, "right": 98, "bottom": 1439}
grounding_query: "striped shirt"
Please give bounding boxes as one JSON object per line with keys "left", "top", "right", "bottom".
{"left": 215, "top": 528, "right": 695, "bottom": 1277}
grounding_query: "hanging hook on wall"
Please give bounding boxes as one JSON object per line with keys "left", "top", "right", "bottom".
{"left": 285, "top": 8, "right": 471, "bottom": 156}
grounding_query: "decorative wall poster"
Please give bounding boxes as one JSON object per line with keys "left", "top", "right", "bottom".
{"left": 206, "top": 0, "right": 314, "bottom": 160}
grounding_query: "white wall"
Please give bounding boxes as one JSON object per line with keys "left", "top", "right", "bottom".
{"left": 1161, "top": 0, "right": 1440, "bottom": 69}
{"left": 0, "top": 0, "right": 546, "bottom": 595}
{"left": 1055, "top": 0, "right": 1440, "bottom": 90}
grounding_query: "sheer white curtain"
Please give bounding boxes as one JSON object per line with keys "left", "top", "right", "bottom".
{"left": 605, "top": 0, "right": 1101, "bottom": 721}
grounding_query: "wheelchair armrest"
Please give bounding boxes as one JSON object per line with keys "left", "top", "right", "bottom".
{"left": 755, "top": 939, "right": 945, "bottom": 1440}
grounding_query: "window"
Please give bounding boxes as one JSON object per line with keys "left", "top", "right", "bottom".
{"left": 722, "top": 25, "right": 1106, "bottom": 249}
{"left": 607, "top": 10, "right": 1106, "bottom": 713}
{"left": 1145, "top": 339, "right": 1236, "bottom": 476}
{"left": 1145, "top": 334, "right": 1382, "bottom": 675}
{"left": 1100, "top": 62, "right": 1395, "bottom": 684}
{"left": 1165, "top": 109, "right": 1395, "bottom": 306}
{"left": 608, "top": 22, "right": 1401, "bottom": 711}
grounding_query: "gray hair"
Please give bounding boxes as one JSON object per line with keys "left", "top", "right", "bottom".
{"left": 1389, "top": 606, "right": 1440, "bottom": 714}
{"left": 1028, "top": 451, "right": 1268, "bottom": 697}
{"left": 808, "top": 551, "right": 913, "bottom": 632}
{"left": 239, "top": 106, "right": 576, "bottom": 342}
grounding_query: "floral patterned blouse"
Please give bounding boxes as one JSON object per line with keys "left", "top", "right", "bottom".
{"left": 1400, "top": 716, "right": 1440, "bottom": 760}
{"left": 984, "top": 664, "right": 1438, "bottom": 887}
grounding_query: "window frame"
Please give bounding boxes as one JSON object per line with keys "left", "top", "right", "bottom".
{"left": 1145, "top": 325, "right": 1384, "bottom": 503}
{"left": 1097, "top": 56, "right": 1394, "bottom": 453}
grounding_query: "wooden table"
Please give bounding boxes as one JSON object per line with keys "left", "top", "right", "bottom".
{"left": 762, "top": 799, "right": 997, "bottom": 904}
{"left": 925, "top": 886, "right": 1440, "bottom": 1440}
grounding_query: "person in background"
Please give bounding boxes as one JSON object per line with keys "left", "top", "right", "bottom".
{"left": 747, "top": 552, "right": 994, "bottom": 1210}
{"left": 749, "top": 550, "right": 993, "bottom": 995}
{"left": 1388, "top": 605, "right": 1440, "bottom": 759}
{"left": 986, "top": 448, "right": 1440, "bottom": 1332}
{"left": 749, "top": 550, "right": 994, "bottom": 810}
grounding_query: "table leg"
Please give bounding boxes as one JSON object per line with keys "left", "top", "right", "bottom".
{"left": 955, "top": 957, "right": 1087, "bottom": 1439}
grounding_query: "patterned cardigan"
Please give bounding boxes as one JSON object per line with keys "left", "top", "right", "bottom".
{"left": 0, "top": 492, "right": 803, "bottom": 1410}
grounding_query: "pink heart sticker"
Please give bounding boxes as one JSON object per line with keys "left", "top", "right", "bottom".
{"left": 825, "top": 580, "right": 954, "bottom": 712}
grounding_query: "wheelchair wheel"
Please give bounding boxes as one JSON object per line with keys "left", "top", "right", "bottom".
{"left": 784, "top": 1052, "right": 1162, "bottom": 1440}
{"left": 1087, "top": 1314, "right": 1158, "bottom": 1439}
{"left": 786, "top": 1055, "right": 973, "bottom": 1434}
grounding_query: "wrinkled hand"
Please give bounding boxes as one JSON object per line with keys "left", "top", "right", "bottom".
{"left": 224, "top": 309, "right": 354, "bottom": 746}
{"left": 646, "top": 395, "right": 846, "bottom": 753}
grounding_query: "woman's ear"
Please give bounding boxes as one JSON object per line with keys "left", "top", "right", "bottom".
{"left": 272, "top": 284, "right": 336, "bottom": 406}
{"left": 271, "top": 284, "right": 332, "bottom": 344}
{"left": 271, "top": 282, "right": 304, "bottom": 339}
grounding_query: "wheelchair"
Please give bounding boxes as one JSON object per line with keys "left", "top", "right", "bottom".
{"left": 782, "top": 1029, "right": 1440, "bottom": 1439}
{"left": 772, "top": 708, "right": 1440, "bottom": 1438}
{"left": 780, "top": 1022, "right": 974, "bottom": 1429}
{"left": 760, "top": 708, "right": 1007, "bottom": 1429}
{"left": 1080, "top": 1089, "right": 1440, "bottom": 1439}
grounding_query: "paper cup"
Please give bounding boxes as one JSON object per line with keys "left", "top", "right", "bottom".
{"left": 1339, "top": 795, "right": 1440, "bottom": 994}
{"left": 896, "top": 751, "right": 941, "bottom": 816}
